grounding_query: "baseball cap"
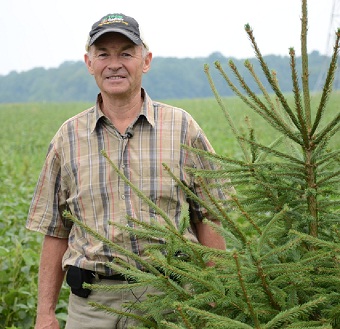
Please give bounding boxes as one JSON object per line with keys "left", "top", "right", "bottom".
{"left": 85, "top": 13, "right": 146, "bottom": 51}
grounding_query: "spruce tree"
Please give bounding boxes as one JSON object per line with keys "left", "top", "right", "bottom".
{"left": 65, "top": 0, "right": 340, "bottom": 327}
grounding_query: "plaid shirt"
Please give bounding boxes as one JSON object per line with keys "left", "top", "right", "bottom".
{"left": 26, "top": 90, "right": 223, "bottom": 274}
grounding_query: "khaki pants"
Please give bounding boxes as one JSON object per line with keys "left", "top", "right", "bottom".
{"left": 65, "top": 277, "right": 159, "bottom": 329}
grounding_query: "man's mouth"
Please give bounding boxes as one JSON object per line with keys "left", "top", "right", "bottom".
{"left": 106, "top": 75, "right": 125, "bottom": 80}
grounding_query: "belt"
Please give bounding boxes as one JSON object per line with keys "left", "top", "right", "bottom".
{"left": 67, "top": 266, "right": 134, "bottom": 299}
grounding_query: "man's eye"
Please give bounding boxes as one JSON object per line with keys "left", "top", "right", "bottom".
{"left": 121, "top": 52, "right": 132, "bottom": 57}
{"left": 98, "top": 53, "right": 108, "bottom": 58}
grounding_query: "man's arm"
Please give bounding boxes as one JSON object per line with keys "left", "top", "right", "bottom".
{"left": 195, "top": 220, "right": 226, "bottom": 250}
{"left": 35, "top": 235, "right": 68, "bottom": 329}
{"left": 195, "top": 220, "right": 226, "bottom": 268}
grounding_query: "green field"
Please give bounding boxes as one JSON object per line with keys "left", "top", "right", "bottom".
{"left": 0, "top": 93, "right": 339, "bottom": 328}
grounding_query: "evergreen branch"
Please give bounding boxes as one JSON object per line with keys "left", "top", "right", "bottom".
{"left": 214, "top": 60, "right": 287, "bottom": 141}
{"left": 110, "top": 214, "right": 208, "bottom": 268}
{"left": 249, "top": 167, "right": 305, "bottom": 182}
{"left": 258, "top": 206, "right": 289, "bottom": 252}
{"left": 101, "top": 150, "right": 176, "bottom": 230}
{"left": 251, "top": 176, "right": 305, "bottom": 192}
{"left": 197, "top": 175, "right": 250, "bottom": 244}
{"left": 108, "top": 215, "right": 187, "bottom": 245}
{"left": 271, "top": 70, "right": 280, "bottom": 91}
{"left": 233, "top": 252, "right": 261, "bottom": 328}
{"left": 246, "top": 118, "right": 258, "bottom": 163}
{"left": 289, "top": 47, "right": 309, "bottom": 146}
{"left": 285, "top": 321, "right": 332, "bottom": 329}
{"left": 317, "top": 169, "right": 340, "bottom": 187}
{"left": 178, "top": 205, "right": 191, "bottom": 235}
{"left": 244, "top": 59, "right": 275, "bottom": 109}
{"left": 177, "top": 304, "right": 254, "bottom": 329}
{"left": 230, "top": 195, "right": 262, "bottom": 235}
{"left": 315, "top": 149, "right": 340, "bottom": 167}
{"left": 312, "top": 134, "right": 333, "bottom": 163}
{"left": 289, "top": 230, "right": 340, "bottom": 251}
{"left": 255, "top": 259, "right": 281, "bottom": 311}
{"left": 101, "top": 150, "right": 212, "bottom": 266}
{"left": 244, "top": 24, "right": 301, "bottom": 130}
{"left": 63, "top": 211, "right": 162, "bottom": 275}
{"left": 313, "top": 112, "right": 340, "bottom": 145}
{"left": 226, "top": 61, "right": 271, "bottom": 117}
{"left": 229, "top": 60, "right": 300, "bottom": 142}
{"left": 294, "top": 250, "right": 335, "bottom": 267}
{"left": 184, "top": 290, "right": 223, "bottom": 308}
{"left": 257, "top": 134, "right": 286, "bottom": 163}
{"left": 216, "top": 60, "right": 302, "bottom": 145}
{"left": 103, "top": 257, "right": 192, "bottom": 300}
{"left": 245, "top": 246, "right": 285, "bottom": 312}
{"left": 150, "top": 253, "right": 225, "bottom": 297}
{"left": 104, "top": 255, "right": 147, "bottom": 276}
{"left": 300, "top": 0, "right": 312, "bottom": 129}
{"left": 311, "top": 29, "right": 340, "bottom": 136}
{"left": 204, "top": 64, "right": 249, "bottom": 160}
{"left": 185, "top": 168, "right": 251, "bottom": 178}
{"left": 87, "top": 301, "right": 157, "bottom": 328}
{"left": 160, "top": 320, "right": 186, "bottom": 329}
{"left": 162, "top": 162, "right": 248, "bottom": 245}
{"left": 83, "top": 281, "right": 148, "bottom": 292}
{"left": 238, "top": 137, "right": 305, "bottom": 165}
{"left": 223, "top": 167, "right": 305, "bottom": 184}
{"left": 213, "top": 60, "right": 255, "bottom": 109}
{"left": 182, "top": 143, "right": 307, "bottom": 181}
{"left": 260, "top": 237, "right": 303, "bottom": 261}
{"left": 313, "top": 274, "right": 340, "bottom": 286}
{"left": 263, "top": 297, "right": 326, "bottom": 329}
{"left": 263, "top": 262, "right": 313, "bottom": 276}
{"left": 112, "top": 218, "right": 164, "bottom": 239}
{"left": 175, "top": 303, "right": 195, "bottom": 329}
{"left": 181, "top": 142, "right": 246, "bottom": 167}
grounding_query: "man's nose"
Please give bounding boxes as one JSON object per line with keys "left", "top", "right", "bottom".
{"left": 107, "top": 55, "right": 123, "bottom": 70}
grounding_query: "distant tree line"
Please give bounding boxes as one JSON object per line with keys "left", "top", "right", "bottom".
{"left": 0, "top": 51, "right": 338, "bottom": 103}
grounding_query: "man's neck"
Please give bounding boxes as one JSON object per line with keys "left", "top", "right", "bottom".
{"left": 100, "top": 92, "right": 143, "bottom": 135}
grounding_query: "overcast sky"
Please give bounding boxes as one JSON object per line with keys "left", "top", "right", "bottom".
{"left": 0, "top": 0, "right": 338, "bottom": 75}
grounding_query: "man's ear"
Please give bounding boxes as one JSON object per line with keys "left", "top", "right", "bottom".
{"left": 84, "top": 53, "right": 94, "bottom": 75}
{"left": 142, "top": 52, "right": 153, "bottom": 74}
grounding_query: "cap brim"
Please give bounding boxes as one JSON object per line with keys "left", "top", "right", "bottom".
{"left": 89, "top": 28, "right": 142, "bottom": 47}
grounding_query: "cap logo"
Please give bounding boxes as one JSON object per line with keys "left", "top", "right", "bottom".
{"left": 86, "top": 13, "right": 144, "bottom": 51}
{"left": 99, "top": 14, "right": 129, "bottom": 27}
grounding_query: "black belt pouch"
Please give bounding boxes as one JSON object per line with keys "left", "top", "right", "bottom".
{"left": 66, "top": 266, "right": 94, "bottom": 298}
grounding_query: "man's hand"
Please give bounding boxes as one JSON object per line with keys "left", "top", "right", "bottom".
{"left": 35, "top": 313, "right": 60, "bottom": 329}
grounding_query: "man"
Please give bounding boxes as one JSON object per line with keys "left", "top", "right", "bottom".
{"left": 27, "top": 13, "right": 226, "bottom": 329}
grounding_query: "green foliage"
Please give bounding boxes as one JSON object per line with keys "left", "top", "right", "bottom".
{"left": 62, "top": 1, "right": 339, "bottom": 328}
{"left": 0, "top": 103, "right": 89, "bottom": 328}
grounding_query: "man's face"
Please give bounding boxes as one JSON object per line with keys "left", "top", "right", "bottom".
{"left": 85, "top": 32, "right": 152, "bottom": 99}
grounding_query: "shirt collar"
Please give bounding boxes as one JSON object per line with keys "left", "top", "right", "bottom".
{"left": 90, "top": 89, "right": 155, "bottom": 133}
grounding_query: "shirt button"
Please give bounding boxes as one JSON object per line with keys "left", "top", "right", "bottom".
{"left": 121, "top": 195, "right": 125, "bottom": 200}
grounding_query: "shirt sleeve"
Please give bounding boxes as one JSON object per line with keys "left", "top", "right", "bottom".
{"left": 26, "top": 140, "right": 71, "bottom": 238}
